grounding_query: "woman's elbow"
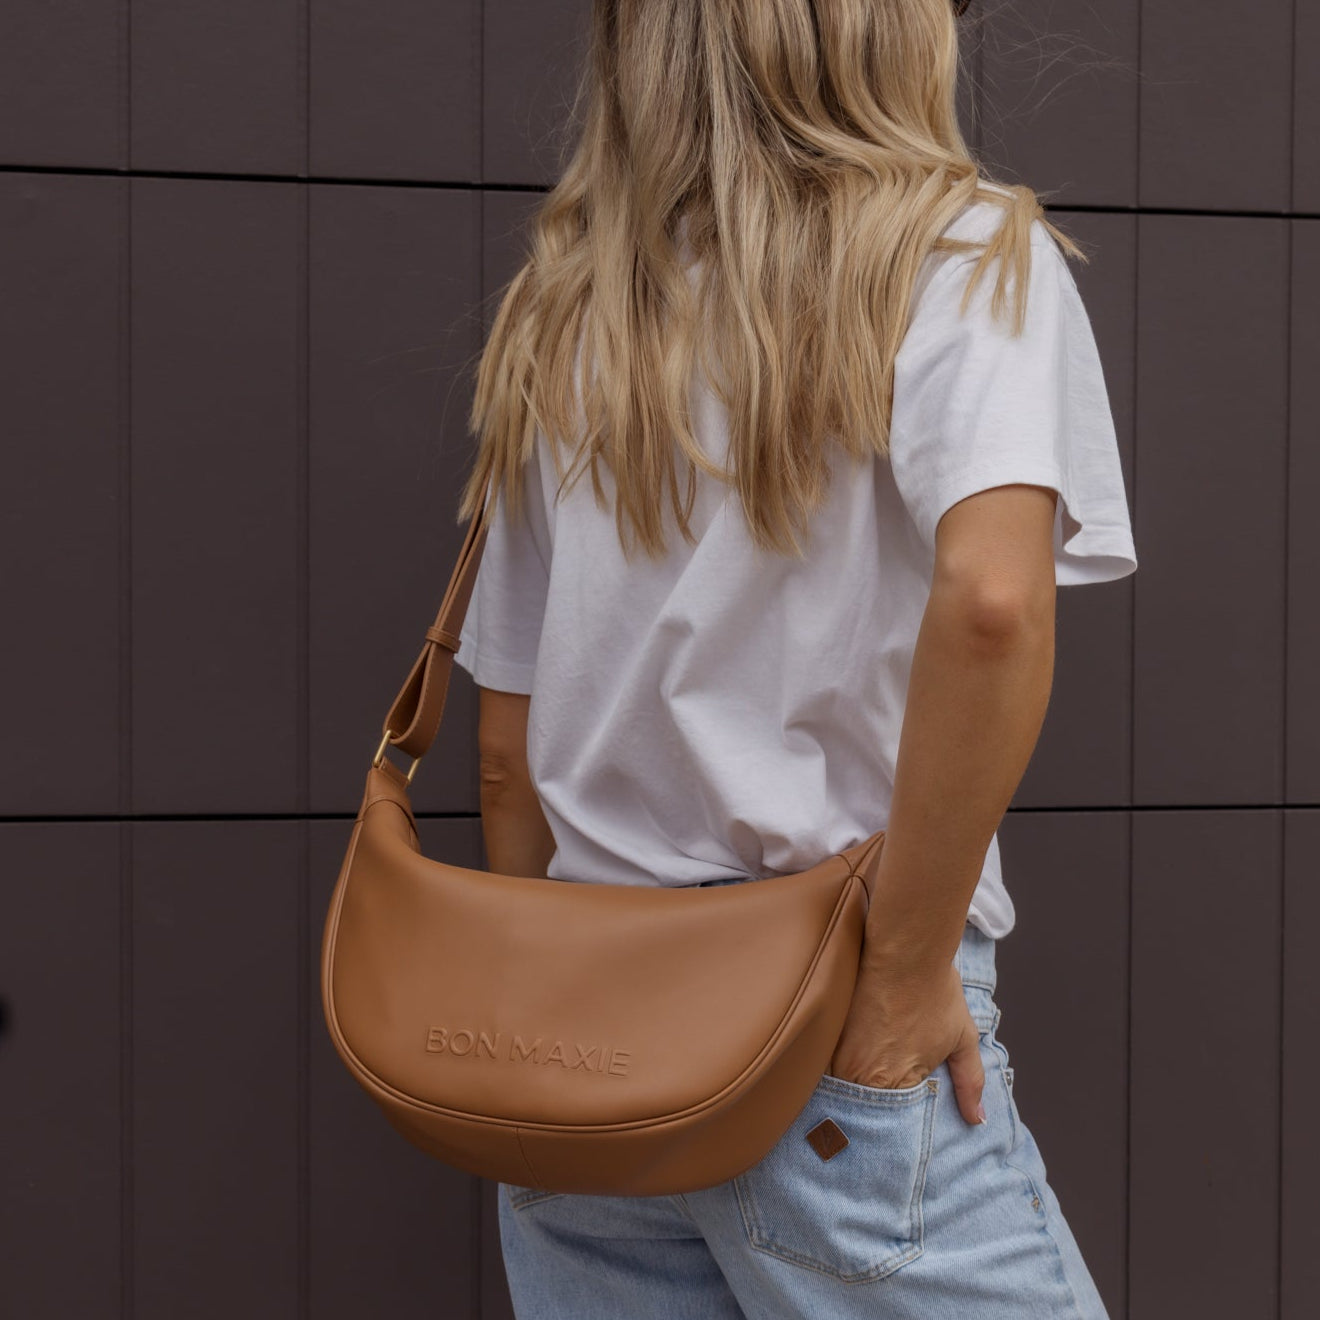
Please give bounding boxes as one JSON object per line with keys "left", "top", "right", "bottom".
{"left": 478, "top": 751, "right": 525, "bottom": 803}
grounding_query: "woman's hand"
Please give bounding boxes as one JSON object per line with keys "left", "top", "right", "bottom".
{"left": 826, "top": 955, "right": 986, "bottom": 1126}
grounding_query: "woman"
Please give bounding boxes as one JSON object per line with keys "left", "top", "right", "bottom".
{"left": 452, "top": 1, "right": 1133, "bottom": 1315}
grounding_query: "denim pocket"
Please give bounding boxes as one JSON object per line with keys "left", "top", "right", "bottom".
{"left": 732, "top": 1072, "right": 939, "bottom": 1283}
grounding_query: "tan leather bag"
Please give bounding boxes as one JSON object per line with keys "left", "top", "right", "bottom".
{"left": 320, "top": 470, "right": 887, "bottom": 1197}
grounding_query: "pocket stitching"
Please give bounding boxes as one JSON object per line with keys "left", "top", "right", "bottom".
{"left": 816, "top": 1072, "right": 938, "bottom": 1106}
{"left": 506, "top": 1186, "right": 565, "bottom": 1211}
{"left": 734, "top": 1079, "right": 940, "bottom": 1283}
{"left": 987, "top": 1031, "right": 1020, "bottom": 1149}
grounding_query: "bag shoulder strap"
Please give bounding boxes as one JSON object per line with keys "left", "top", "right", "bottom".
{"left": 374, "top": 468, "right": 494, "bottom": 774}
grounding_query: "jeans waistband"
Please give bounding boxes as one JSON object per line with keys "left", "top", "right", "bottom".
{"left": 954, "top": 922, "right": 997, "bottom": 994}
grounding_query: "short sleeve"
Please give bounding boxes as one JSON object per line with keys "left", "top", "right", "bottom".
{"left": 452, "top": 444, "right": 552, "bottom": 695}
{"left": 888, "top": 229, "right": 1138, "bottom": 586}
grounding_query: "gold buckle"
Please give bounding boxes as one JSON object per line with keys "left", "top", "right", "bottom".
{"left": 372, "top": 728, "right": 419, "bottom": 783}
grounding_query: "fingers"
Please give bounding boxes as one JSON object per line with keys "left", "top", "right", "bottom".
{"left": 947, "top": 1018, "right": 986, "bottom": 1126}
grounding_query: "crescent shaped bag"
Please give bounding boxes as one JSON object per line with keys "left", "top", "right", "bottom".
{"left": 319, "top": 468, "right": 888, "bottom": 1196}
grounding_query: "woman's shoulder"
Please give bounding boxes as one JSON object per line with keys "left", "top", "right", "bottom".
{"left": 937, "top": 183, "right": 1056, "bottom": 256}
{"left": 909, "top": 184, "right": 1062, "bottom": 313}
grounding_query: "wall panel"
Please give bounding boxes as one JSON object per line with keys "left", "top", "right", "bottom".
{"left": 1288, "top": 221, "right": 1320, "bottom": 801}
{"left": 0, "top": 173, "right": 124, "bottom": 814}
{"left": 1282, "top": 810, "right": 1320, "bottom": 1319}
{"left": 1133, "top": 215, "right": 1289, "bottom": 806}
{"left": 1129, "top": 809, "right": 1282, "bottom": 1318}
{"left": 311, "top": 0, "right": 480, "bottom": 181}
{"left": 481, "top": 189, "right": 542, "bottom": 339}
{"left": 0, "top": 823, "right": 122, "bottom": 1320}
{"left": 483, "top": 0, "right": 590, "bottom": 186}
{"left": 0, "top": 1, "right": 121, "bottom": 167}
{"left": 308, "top": 182, "right": 482, "bottom": 816}
{"left": 978, "top": 0, "right": 1139, "bottom": 207}
{"left": 1297, "top": 3, "right": 1320, "bottom": 213}
{"left": 1139, "top": 0, "right": 1294, "bottom": 212}
{"left": 131, "top": 1, "right": 303, "bottom": 175}
{"left": 131, "top": 178, "right": 303, "bottom": 814}
{"left": 131, "top": 821, "right": 302, "bottom": 1319}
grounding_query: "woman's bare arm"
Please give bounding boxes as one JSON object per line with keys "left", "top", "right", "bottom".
{"left": 829, "top": 481, "right": 1058, "bottom": 1123}
{"left": 475, "top": 687, "right": 557, "bottom": 878}
{"left": 868, "top": 481, "right": 1057, "bottom": 970}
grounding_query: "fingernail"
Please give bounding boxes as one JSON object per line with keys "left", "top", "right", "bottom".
{"left": 976, "top": 1102, "right": 987, "bottom": 1124}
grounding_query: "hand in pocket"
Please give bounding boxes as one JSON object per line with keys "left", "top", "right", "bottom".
{"left": 828, "top": 958, "right": 985, "bottom": 1123}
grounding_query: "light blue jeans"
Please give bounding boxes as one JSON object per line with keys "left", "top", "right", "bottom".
{"left": 497, "top": 920, "right": 1109, "bottom": 1318}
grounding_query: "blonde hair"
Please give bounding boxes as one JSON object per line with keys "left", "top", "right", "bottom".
{"left": 456, "top": 0, "right": 1085, "bottom": 559}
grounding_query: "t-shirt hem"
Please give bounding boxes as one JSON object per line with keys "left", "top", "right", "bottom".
{"left": 453, "top": 630, "right": 537, "bottom": 695}
{"left": 916, "top": 456, "right": 1137, "bottom": 586}
{"left": 1056, "top": 531, "right": 1138, "bottom": 586}
{"left": 918, "top": 455, "right": 1066, "bottom": 546}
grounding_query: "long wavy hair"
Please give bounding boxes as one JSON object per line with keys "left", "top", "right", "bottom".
{"left": 456, "top": 0, "right": 1085, "bottom": 559}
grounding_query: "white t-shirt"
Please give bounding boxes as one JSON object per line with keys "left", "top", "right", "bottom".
{"left": 453, "top": 194, "right": 1137, "bottom": 938}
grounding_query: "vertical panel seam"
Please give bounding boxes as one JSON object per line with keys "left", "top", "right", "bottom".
{"left": 118, "top": 0, "right": 129, "bottom": 172}
{"left": 1277, "top": 215, "right": 1294, "bottom": 1320}
{"left": 302, "top": 0, "right": 311, "bottom": 181}
{"left": 117, "top": 20, "right": 135, "bottom": 1289}
{"left": 476, "top": 0, "right": 485, "bottom": 186}
{"left": 297, "top": 818, "right": 310, "bottom": 1320}
{"left": 971, "top": 4, "right": 983, "bottom": 160}
{"left": 1277, "top": 22, "right": 1299, "bottom": 1297}
{"left": 1284, "top": 0, "right": 1297, "bottom": 791}
{"left": 1126, "top": 0, "right": 1141, "bottom": 1265}
{"left": 1130, "top": 0, "right": 1143, "bottom": 811}
{"left": 295, "top": 185, "right": 312, "bottom": 1320}
{"left": 118, "top": 23, "right": 135, "bottom": 804}
{"left": 1289, "top": 0, "right": 1299, "bottom": 214}
{"left": 1123, "top": 798, "right": 1134, "bottom": 1319}
{"left": 296, "top": 0, "right": 311, "bottom": 1304}
{"left": 1277, "top": 809, "right": 1287, "bottom": 1317}
{"left": 119, "top": 821, "right": 134, "bottom": 1320}
{"left": 1277, "top": 189, "right": 1294, "bottom": 1320}
{"left": 1280, "top": 219, "right": 1292, "bottom": 803}
{"left": 1134, "top": 0, "right": 1143, "bottom": 209}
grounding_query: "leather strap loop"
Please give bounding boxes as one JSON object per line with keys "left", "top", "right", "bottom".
{"left": 380, "top": 468, "right": 493, "bottom": 763}
{"left": 425, "top": 624, "right": 463, "bottom": 651}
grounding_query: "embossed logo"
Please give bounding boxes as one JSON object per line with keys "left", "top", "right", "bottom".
{"left": 424, "top": 1027, "right": 631, "bottom": 1077}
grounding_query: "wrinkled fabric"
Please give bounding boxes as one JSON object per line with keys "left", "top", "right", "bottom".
{"left": 454, "top": 192, "right": 1137, "bottom": 937}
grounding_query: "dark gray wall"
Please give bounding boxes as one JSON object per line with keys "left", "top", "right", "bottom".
{"left": 0, "top": 3, "right": 1314, "bottom": 1317}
